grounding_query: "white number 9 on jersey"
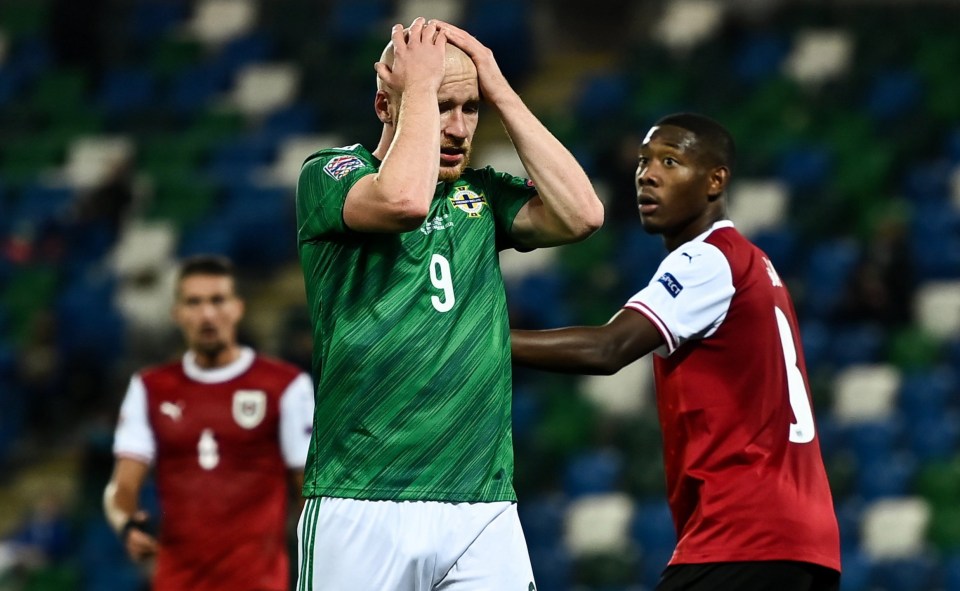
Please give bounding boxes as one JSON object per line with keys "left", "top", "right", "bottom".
{"left": 429, "top": 254, "right": 456, "bottom": 313}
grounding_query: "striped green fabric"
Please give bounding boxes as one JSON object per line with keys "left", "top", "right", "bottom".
{"left": 298, "top": 498, "right": 321, "bottom": 591}
{"left": 296, "top": 144, "right": 536, "bottom": 502}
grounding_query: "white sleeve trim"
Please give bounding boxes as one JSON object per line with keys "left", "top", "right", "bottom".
{"left": 625, "top": 241, "right": 735, "bottom": 355}
{"left": 279, "top": 372, "right": 315, "bottom": 468}
{"left": 112, "top": 375, "right": 156, "bottom": 463}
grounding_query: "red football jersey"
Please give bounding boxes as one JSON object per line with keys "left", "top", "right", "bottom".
{"left": 118, "top": 350, "right": 311, "bottom": 591}
{"left": 625, "top": 222, "right": 841, "bottom": 571}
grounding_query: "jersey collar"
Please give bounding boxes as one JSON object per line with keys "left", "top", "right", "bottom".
{"left": 691, "top": 219, "right": 735, "bottom": 243}
{"left": 182, "top": 347, "right": 255, "bottom": 384}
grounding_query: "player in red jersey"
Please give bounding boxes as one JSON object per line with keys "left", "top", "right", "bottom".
{"left": 103, "top": 255, "right": 315, "bottom": 591}
{"left": 511, "top": 113, "right": 841, "bottom": 591}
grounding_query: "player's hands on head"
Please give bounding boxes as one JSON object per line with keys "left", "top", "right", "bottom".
{"left": 428, "top": 19, "right": 511, "bottom": 103}
{"left": 374, "top": 16, "right": 447, "bottom": 96}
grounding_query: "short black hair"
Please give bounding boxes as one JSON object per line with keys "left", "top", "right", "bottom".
{"left": 177, "top": 254, "right": 236, "bottom": 283}
{"left": 654, "top": 112, "right": 736, "bottom": 172}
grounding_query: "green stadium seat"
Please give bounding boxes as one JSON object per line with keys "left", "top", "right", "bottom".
{"left": 914, "top": 457, "right": 960, "bottom": 509}
{"left": 149, "top": 37, "right": 204, "bottom": 78}
{"left": 0, "top": 133, "right": 68, "bottom": 185}
{"left": 143, "top": 173, "right": 218, "bottom": 228}
{"left": 928, "top": 504, "right": 960, "bottom": 553}
{"left": 886, "top": 326, "right": 942, "bottom": 372}
{"left": 0, "top": 0, "right": 50, "bottom": 38}
{"left": 28, "top": 69, "right": 88, "bottom": 118}
{"left": 138, "top": 131, "right": 214, "bottom": 179}
{"left": 1, "top": 265, "right": 58, "bottom": 345}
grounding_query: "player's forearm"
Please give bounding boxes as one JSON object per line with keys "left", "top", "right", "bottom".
{"left": 103, "top": 480, "right": 137, "bottom": 533}
{"left": 374, "top": 87, "right": 442, "bottom": 225}
{"left": 511, "top": 327, "right": 621, "bottom": 375}
{"left": 496, "top": 95, "right": 603, "bottom": 240}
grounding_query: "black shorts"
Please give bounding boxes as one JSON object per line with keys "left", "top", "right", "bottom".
{"left": 655, "top": 560, "right": 840, "bottom": 591}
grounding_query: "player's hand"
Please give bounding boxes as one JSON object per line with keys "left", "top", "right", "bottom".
{"left": 122, "top": 511, "right": 158, "bottom": 562}
{"left": 374, "top": 17, "right": 447, "bottom": 96}
{"left": 429, "top": 20, "right": 512, "bottom": 104}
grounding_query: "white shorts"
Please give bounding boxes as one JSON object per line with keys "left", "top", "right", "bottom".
{"left": 296, "top": 497, "right": 537, "bottom": 591}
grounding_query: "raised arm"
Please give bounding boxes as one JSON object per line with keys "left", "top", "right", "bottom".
{"left": 512, "top": 309, "right": 663, "bottom": 375}
{"left": 435, "top": 21, "right": 604, "bottom": 247}
{"left": 343, "top": 18, "right": 447, "bottom": 233}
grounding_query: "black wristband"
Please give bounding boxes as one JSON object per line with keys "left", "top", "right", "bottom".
{"left": 120, "top": 517, "right": 147, "bottom": 542}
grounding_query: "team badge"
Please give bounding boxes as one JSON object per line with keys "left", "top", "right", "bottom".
{"left": 232, "top": 390, "right": 267, "bottom": 429}
{"left": 322, "top": 155, "right": 364, "bottom": 180}
{"left": 449, "top": 187, "right": 487, "bottom": 218}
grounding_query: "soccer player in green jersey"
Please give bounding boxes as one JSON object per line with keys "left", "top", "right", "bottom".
{"left": 294, "top": 17, "right": 604, "bottom": 591}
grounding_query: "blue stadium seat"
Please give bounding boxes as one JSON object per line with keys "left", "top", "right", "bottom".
{"left": 4, "top": 35, "right": 52, "bottom": 86}
{"left": 528, "top": 542, "right": 573, "bottom": 591}
{"left": 843, "top": 418, "right": 904, "bottom": 467}
{"left": 206, "top": 133, "right": 278, "bottom": 186}
{"left": 945, "top": 338, "right": 960, "bottom": 372}
{"left": 734, "top": 33, "right": 790, "bottom": 84}
{"left": 574, "top": 72, "right": 629, "bottom": 123}
{"left": 0, "top": 62, "right": 27, "bottom": 107}
{"left": 869, "top": 555, "right": 939, "bottom": 591}
{"left": 167, "top": 63, "right": 229, "bottom": 113}
{"left": 947, "top": 126, "right": 960, "bottom": 164}
{"left": 327, "top": 0, "right": 390, "bottom": 43}
{"left": 55, "top": 273, "right": 126, "bottom": 362}
{"left": 864, "top": 69, "right": 924, "bottom": 123}
{"left": 518, "top": 493, "right": 567, "bottom": 551}
{"left": 61, "top": 219, "right": 119, "bottom": 276}
{"left": 511, "top": 386, "right": 540, "bottom": 440}
{"left": 752, "top": 227, "right": 799, "bottom": 279}
{"left": 97, "top": 67, "right": 158, "bottom": 115}
{"left": 902, "top": 160, "right": 955, "bottom": 203}
{"left": 856, "top": 452, "right": 917, "bottom": 501}
{"left": 218, "top": 185, "right": 297, "bottom": 267}
{"left": 562, "top": 447, "right": 624, "bottom": 499}
{"left": 177, "top": 216, "right": 236, "bottom": 259}
{"left": 631, "top": 500, "right": 676, "bottom": 588}
{"left": 462, "top": 0, "right": 533, "bottom": 83}
{"left": 907, "top": 411, "right": 960, "bottom": 462}
{"left": 508, "top": 270, "right": 575, "bottom": 329}
{"left": 799, "top": 319, "right": 831, "bottom": 373}
{"left": 776, "top": 142, "right": 832, "bottom": 192}
{"left": 835, "top": 498, "right": 865, "bottom": 554}
{"left": 909, "top": 200, "right": 960, "bottom": 280}
{"left": 943, "top": 552, "right": 960, "bottom": 591}
{"left": 840, "top": 547, "right": 874, "bottom": 591}
{"left": 801, "top": 239, "right": 861, "bottom": 318}
{"left": 612, "top": 226, "right": 666, "bottom": 294}
{"left": 828, "top": 323, "right": 887, "bottom": 369}
{"left": 77, "top": 519, "right": 145, "bottom": 591}
{"left": 216, "top": 32, "right": 273, "bottom": 75}
{"left": 129, "top": 0, "right": 188, "bottom": 42}
{"left": 814, "top": 414, "right": 847, "bottom": 462}
{"left": 898, "top": 367, "right": 956, "bottom": 422}
{"left": 14, "top": 183, "right": 74, "bottom": 227}
{"left": 261, "top": 102, "right": 318, "bottom": 137}
{"left": 630, "top": 500, "right": 675, "bottom": 553}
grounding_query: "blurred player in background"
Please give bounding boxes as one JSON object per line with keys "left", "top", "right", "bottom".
{"left": 103, "top": 254, "right": 315, "bottom": 591}
{"left": 511, "top": 113, "right": 841, "bottom": 591}
{"left": 294, "top": 17, "right": 603, "bottom": 591}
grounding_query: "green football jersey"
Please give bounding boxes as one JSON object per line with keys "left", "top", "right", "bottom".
{"left": 296, "top": 144, "right": 537, "bottom": 502}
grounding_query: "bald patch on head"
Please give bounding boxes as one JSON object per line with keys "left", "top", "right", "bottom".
{"left": 377, "top": 40, "right": 475, "bottom": 92}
